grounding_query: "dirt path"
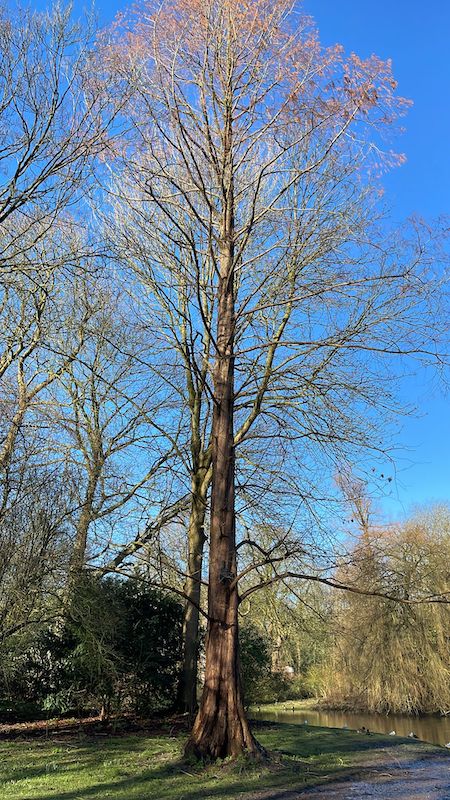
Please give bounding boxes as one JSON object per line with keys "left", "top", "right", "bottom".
{"left": 299, "top": 755, "right": 450, "bottom": 799}
{"left": 250, "top": 752, "right": 450, "bottom": 800}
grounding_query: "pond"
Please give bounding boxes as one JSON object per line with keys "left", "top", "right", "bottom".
{"left": 252, "top": 705, "right": 450, "bottom": 747}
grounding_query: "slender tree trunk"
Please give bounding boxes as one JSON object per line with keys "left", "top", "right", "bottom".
{"left": 178, "top": 483, "right": 207, "bottom": 715}
{"left": 62, "top": 490, "right": 96, "bottom": 626}
{"left": 64, "top": 509, "right": 92, "bottom": 618}
{"left": 0, "top": 360, "right": 27, "bottom": 477}
{"left": 0, "top": 406, "right": 26, "bottom": 473}
{"left": 177, "top": 283, "right": 212, "bottom": 715}
{"left": 67, "top": 469, "right": 100, "bottom": 596}
{"left": 70, "top": 505, "right": 92, "bottom": 579}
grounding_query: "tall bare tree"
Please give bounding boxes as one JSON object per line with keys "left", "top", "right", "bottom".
{"left": 102, "top": 0, "right": 448, "bottom": 757}
{"left": 0, "top": 2, "right": 128, "bottom": 520}
{"left": 0, "top": 222, "right": 94, "bottom": 520}
{"left": 51, "top": 282, "right": 179, "bottom": 588}
{"left": 101, "top": 208, "right": 214, "bottom": 712}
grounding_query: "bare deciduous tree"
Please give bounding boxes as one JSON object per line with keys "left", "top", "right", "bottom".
{"left": 0, "top": 471, "right": 72, "bottom": 644}
{"left": 47, "top": 282, "right": 181, "bottom": 590}
{"left": 101, "top": 0, "right": 448, "bottom": 758}
{"left": 0, "top": 223, "right": 95, "bottom": 519}
{"left": 0, "top": 3, "right": 124, "bottom": 262}
{"left": 0, "top": 2, "right": 127, "bottom": 526}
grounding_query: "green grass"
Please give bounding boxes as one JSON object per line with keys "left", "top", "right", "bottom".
{"left": 249, "top": 698, "right": 318, "bottom": 713}
{"left": 0, "top": 722, "right": 440, "bottom": 800}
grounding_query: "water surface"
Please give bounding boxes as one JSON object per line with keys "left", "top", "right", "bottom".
{"left": 252, "top": 706, "right": 450, "bottom": 747}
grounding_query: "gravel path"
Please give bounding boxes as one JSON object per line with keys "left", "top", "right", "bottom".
{"left": 296, "top": 755, "right": 450, "bottom": 800}
{"left": 248, "top": 753, "right": 450, "bottom": 800}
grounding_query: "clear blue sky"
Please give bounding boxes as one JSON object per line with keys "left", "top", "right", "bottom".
{"left": 32, "top": 0, "right": 450, "bottom": 520}
{"left": 302, "top": 0, "right": 450, "bottom": 520}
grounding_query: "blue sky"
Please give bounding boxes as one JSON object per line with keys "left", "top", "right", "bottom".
{"left": 302, "top": 0, "right": 450, "bottom": 520}
{"left": 31, "top": 0, "right": 450, "bottom": 520}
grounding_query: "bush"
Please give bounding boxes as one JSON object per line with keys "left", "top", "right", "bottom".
{"left": 239, "top": 623, "right": 306, "bottom": 705}
{"left": 324, "top": 507, "right": 450, "bottom": 714}
{"left": 0, "top": 575, "right": 183, "bottom": 719}
{"left": 239, "top": 623, "right": 272, "bottom": 707}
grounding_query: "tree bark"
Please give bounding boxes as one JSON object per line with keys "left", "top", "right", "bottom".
{"left": 67, "top": 467, "right": 101, "bottom": 595}
{"left": 70, "top": 502, "right": 93, "bottom": 579}
{"left": 185, "top": 98, "right": 261, "bottom": 752}
{"left": 178, "top": 483, "right": 207, "bottom": 715}
{"left": 185, "top": 258, "right": 260, "bottom": 758}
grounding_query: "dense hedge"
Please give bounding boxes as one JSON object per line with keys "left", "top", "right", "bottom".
{"left": 0, "top": 576, "right": 183, "bottom": 721}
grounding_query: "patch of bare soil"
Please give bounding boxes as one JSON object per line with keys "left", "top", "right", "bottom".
{"left": 0, "top": 713, "right": 189, "bottom": 741}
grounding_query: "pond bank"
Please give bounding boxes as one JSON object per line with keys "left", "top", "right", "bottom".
{"left": 0, "top": 717, "right": 448, "bottom": 799}
{"left": 251, "top": 700, "right": 450, "bottom": 747}
{"left": 250, "top": 722, "right": 450, "bottom": 799}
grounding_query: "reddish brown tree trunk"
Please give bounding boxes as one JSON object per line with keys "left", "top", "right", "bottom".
{"left": 185, "top": 160, "right": 262, "bottom": 756}
{"left": 186, "top": 278, "right": 258, "bottom": 758}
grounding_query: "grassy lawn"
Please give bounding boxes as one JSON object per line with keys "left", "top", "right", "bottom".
{"left": 0, "top": 722, "right": 440, "bottom": 800}
{"left": 249, "top": 698, "right": 318, "bottom": 713}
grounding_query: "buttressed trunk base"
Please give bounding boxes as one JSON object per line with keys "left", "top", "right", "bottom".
{"left": 185, "top": 612, "right": 262, "bottom": 760}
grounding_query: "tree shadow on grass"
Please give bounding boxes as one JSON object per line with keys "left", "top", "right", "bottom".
{"left": 9, "top": 765, "right": 351, "bottom": 800}
{"left": 254, "top": 721, "right": 407, "bottom": 757}
{"left": 8, "top": 723, "right": 431, "bottom": 800}
{"left": 0, "top": 734, "right": 169, "bottom": 790}
{"left": 17, "top": 723, "right": 409, "bottom": 800}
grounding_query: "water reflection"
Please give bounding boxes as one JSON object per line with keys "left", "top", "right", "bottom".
{"left": 252, "top": 707, "right": 450, "bottom": 747}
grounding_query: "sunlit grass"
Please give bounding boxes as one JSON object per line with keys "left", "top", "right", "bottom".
{"left": 0, "top": 723, "right": 437, "bottom": 800}
{"left": 249, "top": 698, "right": 318, "bottom": 714}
